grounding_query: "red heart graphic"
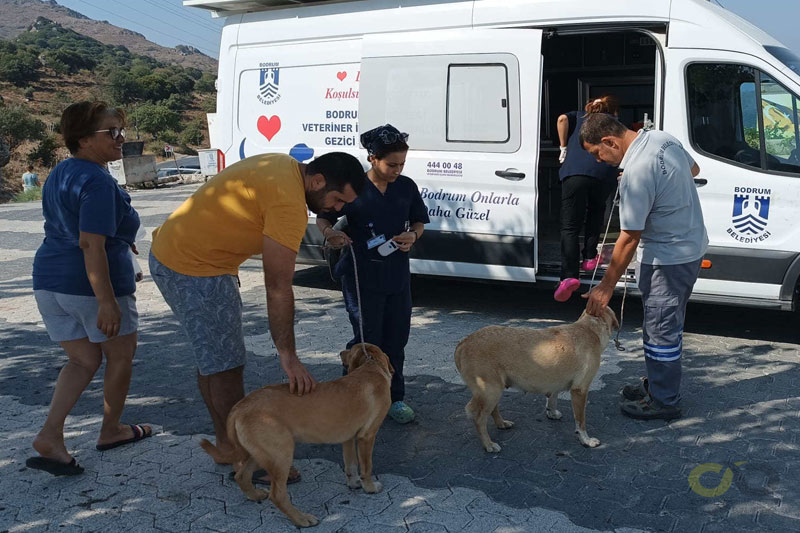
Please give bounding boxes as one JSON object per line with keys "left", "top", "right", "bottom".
{"left": 257, "top": 115, "right": 281, "bottom": 141}
{"left": 336, "top": 71, "right": 347, "bottom": 81}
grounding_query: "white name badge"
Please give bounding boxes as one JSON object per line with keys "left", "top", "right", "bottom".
{"left": 366, "top": 234, "right": 387, "bottom": 250}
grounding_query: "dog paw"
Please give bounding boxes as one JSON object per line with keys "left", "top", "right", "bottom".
{"left": 362, "top": 480, "right": 383, "bottom": 493}
{"left": 346, "top": 476, "right": 361, "bottom": 489}
{"left": 582, "top": 437, "right": 601, "bottom": 448}
{"left": 247, "top": 488, "right": 269, "bottom": 501}
{"left": 294, "top": 512, "right": 319, "bottom": 528}
{"left": 546, "top": 408, "right": 563, "bottom": 420}
{"left": 484, "top": 442, "right": 502, "bottom": 453}
{"left": 497, "top": 419, "right": 515, "bottom": 429}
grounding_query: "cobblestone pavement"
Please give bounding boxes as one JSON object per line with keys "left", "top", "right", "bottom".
{"left": 1, "top": 183, "right": 799, "bottom": 532}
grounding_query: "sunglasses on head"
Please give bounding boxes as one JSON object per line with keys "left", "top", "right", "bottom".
{"left": 94, "top": 127, "right": 126, "bottom": 141}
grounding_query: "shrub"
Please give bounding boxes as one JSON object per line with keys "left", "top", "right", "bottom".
{"left": 12, "top": 187, "right": 43, "bottom": 203}
{"left": 130, "top": 103, "right": 180, "bottom": 138}
{"left": 27, "top": 134, "right": 59, "bottom": 167}
{"left": 179, "top": 121, "right": 204, "bottom": 146}
{"left": 0, "top": 106, "right": 46, "bottom": 150}
{"left": 195, "top": 72, "right": 216, "bottom": 93}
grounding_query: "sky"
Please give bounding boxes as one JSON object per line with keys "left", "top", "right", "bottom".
{"left": 52, "top": 0, "right": 800, "bottom": 60}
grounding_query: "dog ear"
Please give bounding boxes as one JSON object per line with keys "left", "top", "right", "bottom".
{"left": 607, "top": 308, "right": 620, "bottom": 330}
{"left": 339, "top": 349, "right": 351, "bottom": 368}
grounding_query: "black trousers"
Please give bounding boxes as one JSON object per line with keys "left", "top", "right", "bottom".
{"left": 560, "top": 175, "right": 615, "bottom": 280}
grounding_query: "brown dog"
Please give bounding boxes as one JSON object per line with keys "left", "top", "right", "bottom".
{"left": 454, "top": 307, "right": 618, "bottom": 452}
{"left": 200, "top": 343, "right": 393, "bottom": 528}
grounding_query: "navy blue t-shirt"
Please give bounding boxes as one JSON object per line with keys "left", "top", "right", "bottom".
{"left": 558, "top": 111, "right": 619, "bottom": 182}
{"left": 33, "top": 158, "right": 140, "bottom": 297}
{"left": 320, "top": 174, "right": 430, "bottom": 293}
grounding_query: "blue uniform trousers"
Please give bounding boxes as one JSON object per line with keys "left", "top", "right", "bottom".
{"left": 341, "top": 273, "right": 411, "bottom": 403}
{"left": 637, "top": 259, "right": 702, "bottom": 406}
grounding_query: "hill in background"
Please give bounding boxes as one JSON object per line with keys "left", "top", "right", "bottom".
{"left": 0, "top": 15, "right": 218, "bottom": 203}
{"left": 0, "top": 0, "right": 218, "bottom": 72}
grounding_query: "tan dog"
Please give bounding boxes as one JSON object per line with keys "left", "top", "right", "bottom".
{"left": 201, "top": 343, "right": 393, "bottom": 528}
{"left": 454, "top": 307, "right": 618, "bottom": 452}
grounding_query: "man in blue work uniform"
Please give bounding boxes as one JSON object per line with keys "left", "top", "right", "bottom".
{"left": 580, "top": 113, "right": 707, "bottom": 421}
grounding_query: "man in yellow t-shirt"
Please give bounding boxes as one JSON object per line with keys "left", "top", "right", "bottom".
{"left": 149, "top": 152, "right": 364, "bottom": 481}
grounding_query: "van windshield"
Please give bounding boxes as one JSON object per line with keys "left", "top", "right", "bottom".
{"left": 764, "top": 46, "right": 800, "bottom": 76}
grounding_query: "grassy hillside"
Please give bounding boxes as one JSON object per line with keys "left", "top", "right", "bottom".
{"left": 0, "top": 18, "right": 217, "bottom": 203}
{"left": 0, "top": 0, "right": 217, "bottom": 72}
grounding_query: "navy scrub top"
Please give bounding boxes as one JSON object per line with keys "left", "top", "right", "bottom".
{"left": 320, "top": 174, "right": 430, "bottom": 293}
{"left": 558, "top": 111, "right": 619, "bottom": 182}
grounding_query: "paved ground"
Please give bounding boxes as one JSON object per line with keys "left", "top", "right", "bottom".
{"left": 1, "top": 182, "right": 799, "bottom": 532}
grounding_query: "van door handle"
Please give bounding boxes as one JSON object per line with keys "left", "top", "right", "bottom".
{"left": 693, "top": 178, "right": 707, "bottom": 186}
{"left": 495, "top": 169, "right": 526, "bottom": 181}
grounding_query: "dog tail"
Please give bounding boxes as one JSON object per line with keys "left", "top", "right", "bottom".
{"left": 199, "top": 438, "right": 228, "bottom": 462}
{"left": 199, "top": 414, "right": 247, "bottom": 464}
{"left": 454, "top": 337, "right": 469, "bottom": 376}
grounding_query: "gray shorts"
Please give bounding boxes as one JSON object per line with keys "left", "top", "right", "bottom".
{"left": 149, "top": 252, "right": 246, "bottom": 376}
{"left": 34, "top": 290, "right": 138, "bottom": 343}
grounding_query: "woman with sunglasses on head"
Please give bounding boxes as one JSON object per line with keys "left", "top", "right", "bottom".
{"left": 27, "top": 101, "right": 151, "bottom": 477}
{"left": 317, "top": 124, "right": 429, "bottom": 424}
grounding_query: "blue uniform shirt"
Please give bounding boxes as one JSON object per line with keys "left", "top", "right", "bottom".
{"left": 558, "top": 111, "right": 620, "bottom": 182}
{"left": 33, "top": 158, "right": 140, "bottom": 296}
{"left": 320, "top": 174, "right": 430, "bottom": 293}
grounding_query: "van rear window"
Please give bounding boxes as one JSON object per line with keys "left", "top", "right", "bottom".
{"left": 764, "top": 46, "right": 800, "bottom": 76}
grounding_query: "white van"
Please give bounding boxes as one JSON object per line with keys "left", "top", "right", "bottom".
{"left": 186, "top": 0, "right": 800, "bottom": 311}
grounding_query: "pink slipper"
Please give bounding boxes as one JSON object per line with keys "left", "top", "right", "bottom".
{"left": 554, "top": 278, "right": 580, "bottom": 302}
{"left": 581, "top": 257, "right": 601, "bottom": 271}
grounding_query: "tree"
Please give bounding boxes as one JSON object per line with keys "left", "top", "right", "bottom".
{"left": 195, "top": 72, "right": 216, "bottom": 93}
{"left": 179, "top": 121, "right": 204, "bottom": 146}
{"left": 0, "top": 107, "right": 46, "bottom": 151}
{"left": 130, "top": 103, "right": 180, "bottom": 139}
{"left": 0, "top": 43, "right": 40, "bottom": 86}
{"left": 108, "top": 70, "right": 141, "bottom": 104}
{"left": 27, "top": 134, "right": 59, "bottom": 167}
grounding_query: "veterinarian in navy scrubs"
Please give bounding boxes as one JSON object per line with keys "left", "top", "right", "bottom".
{"left": 316, "top": 124, "right": 429, "bottom": 424}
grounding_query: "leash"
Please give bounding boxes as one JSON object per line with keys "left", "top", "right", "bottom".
{"left": 590, "top": 184, "right": 627, "bottom": 352}
{"left": 323, "top": 235, "right": 369, "bottom": 359}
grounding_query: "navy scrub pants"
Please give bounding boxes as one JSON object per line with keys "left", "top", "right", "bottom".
{"left": 341, "top": 273, "right": 411, "bottom": 403}
{"left": 637, "top": 259, "right": 702, "bottom": 406}
{"left": 559, "top": 175, "right": 616, "bottom": 280}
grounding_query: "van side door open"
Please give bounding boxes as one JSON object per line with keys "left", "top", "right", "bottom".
{"left": 359, "top": 29, "right": 544, "bottom": 282}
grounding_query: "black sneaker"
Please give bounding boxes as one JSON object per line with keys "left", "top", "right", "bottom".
{"left": 620, "top": 395, "right": 681, "bottom": 421}
{"left": 621, "top": 377, "right": 649, "bottom": 401}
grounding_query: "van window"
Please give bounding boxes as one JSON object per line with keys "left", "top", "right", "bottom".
{"left": 446, "top": 64, "right": 509, "bottom": 143}
{"left": 687, "top": 63, "right": 800, "bottom": 175}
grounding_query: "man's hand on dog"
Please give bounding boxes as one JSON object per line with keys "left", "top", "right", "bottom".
{"left": 583, "top": 282, "right": 613, "bottom": 316}
{"left": 280, "top": 354, "right": 317, "bottom": 395}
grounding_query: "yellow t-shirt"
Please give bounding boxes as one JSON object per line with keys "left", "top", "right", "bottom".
{"left": 151, "top": 153, "right": 308, "bottom": 276}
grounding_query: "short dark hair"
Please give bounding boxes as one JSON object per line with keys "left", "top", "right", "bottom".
{"left": 579, "top": 113, "right": 628, "bottom": 147}
{"left": 60, "top": 101, "right": 126, "bottom": 154}
{"left": 306, "top": 152, "right": 365, "bottom": 195}
{"left": 26, "top": 164, "right": 34, "bottom": 171}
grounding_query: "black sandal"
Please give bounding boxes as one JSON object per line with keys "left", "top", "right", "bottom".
{"left": 621, "top": 377, "right": 649, "bottom": 401}
{"left": 26, "top": 456, "right": 84, "bottom": 476}
{"left": 620, "top": 395, "right": 681, "bottom": 420}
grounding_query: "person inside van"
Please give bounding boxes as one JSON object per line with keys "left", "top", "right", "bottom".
{"left": 580, "top": 113, "right": 707, "bottom": 421}
{"left": 149, "top": 151, "right": 365, "bottom": 485}
{"left": 317, "top": 124, "right": 430, "bottom": 424}
{"left": 554, "top": 95, "right": 621, "bottom": 302}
